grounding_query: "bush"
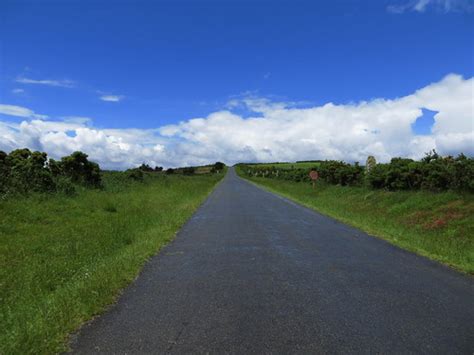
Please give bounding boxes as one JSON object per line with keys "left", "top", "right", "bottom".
{"left": 0, "top": 149, "right": 102, "bottom": 197}
{"left": 318, "top": 161, "right": 363, "bottom": 186}
{"left": 58, "top": 151, "right": 101, "bottom": 188}
{"left": 165, "top": 168, "right": 175, "bottom": 175}
{"left": 126, "top": 168, "right": 144, "bottom": 181}
{"left": 365, "top": 151, "right": 474, "bottom": 192}
{"left": 55, "top": 176, "right": 77, "bottom": 196}
{"left": 3, "top": 149, "right": 56, "bottom": 194}
{"left": 240, "top": 151, "right": 474, "bottom": 192}
{"left": 182, "top": 167, "right": 196, "bottom": 175}
{"left": 214, "top": 162, "right": 225, "bottom": 171}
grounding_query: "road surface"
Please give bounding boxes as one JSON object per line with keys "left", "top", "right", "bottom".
{"left": 71, "top": 167, "right": 474, "bottom": 354}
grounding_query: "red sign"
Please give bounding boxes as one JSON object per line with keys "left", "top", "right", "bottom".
{"left": 309, "top": 170, "right": 319, "bottom": 180}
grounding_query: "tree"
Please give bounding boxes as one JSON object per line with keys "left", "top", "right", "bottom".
{"left": 5, "top": 148, "right": 56, "bottom": 193}
{"left": 214, "top": 162, "right": 225, "bottom": 170}
{"left": 182, "top": 167, "right": 195, "bottom": 175}
{"left": 139, "top": 163, "right": 154, "bottom": 172}
{"left": 365, "top": 156, "right": 376, "bottom": 174}
{"left": 59, "top": 151, "right": 101, "bottom": 187}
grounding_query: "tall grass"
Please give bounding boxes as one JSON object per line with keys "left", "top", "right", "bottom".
{"left": 237, "top": 168, "right": 474, "bottom": 274}
{"left": 0, "top": 172, "right": 223, "bottom": 354}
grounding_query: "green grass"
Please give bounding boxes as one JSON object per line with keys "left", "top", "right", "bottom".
{"left": 0, "top": 172, "right": 223, "bottom": 354}
{"left": 236, "top": 168, "right": 474, "bottom": 274}
{"left": 247, "top": 162, "right": 320, "bottom": 169}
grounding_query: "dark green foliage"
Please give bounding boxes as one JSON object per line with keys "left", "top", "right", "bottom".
{"left": 58, "top": 151, "right": 101, "bottom": 188}
{"left": 166, "top": 168, "right": 175, "bottom": 175}
{"left": 214, "top": 162, "right": 225, "bottom": 170}
{"left": 182, "top": 166, "right": 196, "bottom": 175}
{"left": 0, "top": 150, "right": 10, "bottom": 194}
{"left": 138, "top": 163, "right": 163, "bottom": 172}
{"left": 139, "top": 163, "right": 154, "bottom": 172}
{"left": 318, "top": 161, "right": 364, "bottom": 186}
{"left": 1, "top": 148, "right": 56, "bottom": 194}
{"left": 125, "top": 168, "right": 144, "bottom": 181}
{"left": 366, "top": 151, "right": 473, "bottom": 192}
{"left": 0, "top": 149, "right": 101, "bottom": 197}
{"left": 54, "top": 176, "right": 77, "bottom": 196}
{"left": 239, "top": 151, "right": 474, "bottom": 192}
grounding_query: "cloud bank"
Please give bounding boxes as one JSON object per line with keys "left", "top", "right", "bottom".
{"left": 0, "top": 74, "right": 472, "bottom": 169}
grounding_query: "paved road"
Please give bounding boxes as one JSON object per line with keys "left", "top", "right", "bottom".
{"left": 71, "top": 168, "right": 474, "bottom": 354}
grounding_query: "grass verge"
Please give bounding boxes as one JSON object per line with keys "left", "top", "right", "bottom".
{"left": 236, "top": 168, "right": 473, "bottom": 274}
{"left": 0, "top": 172, "right": 223, "bottom": 354}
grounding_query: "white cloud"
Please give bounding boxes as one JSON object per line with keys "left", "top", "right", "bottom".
{"left": 0, "top": 74, "right": 472, "bottom": 169}
{"left": 61, "top": 116, "right": 93, "bottom": 125}
{"left": 99, "top": 95, "right": 124, "bottom": 102}
{"left": 12, "top": 88, "right": 25, "bottom": 94}
{"left": 15, "top": 77, "right": 75, "bottom": 88}
{"left": 0, "top": 104, "right": 48, "bottom": 119}
{"left": 387, "top": 0, "right": 474, "bottom": 13}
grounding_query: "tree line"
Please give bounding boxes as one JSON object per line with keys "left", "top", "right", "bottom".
{"left": 0, "top": 148, "right": 226, "bottom": 197}
{"left": 239, "top": 151, "right": 474, "bottom": 192}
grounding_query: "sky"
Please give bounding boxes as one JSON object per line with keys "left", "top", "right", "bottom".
{"left": 0, "top": 0, "right": 473, "bottom": 169}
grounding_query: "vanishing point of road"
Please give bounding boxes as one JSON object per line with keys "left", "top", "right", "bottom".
{"left": 71, "top": 167, "right": 474, "bottom": 354}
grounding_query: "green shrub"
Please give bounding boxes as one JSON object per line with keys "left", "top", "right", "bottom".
{"left": 58, "top": 151, "right": 101, "bottom": 188}
{"left": 4, "top": 149, "right": 56, "bottom": 194}
{"left": 0, "top": 149, "right": 102, "bottom": 197}
{"left": 365, "top": 151, "right": 473, "bottom": 192}
{"left": 214, "top": 162, "right": 225, "bottom": 171}
{"left": 240, "top": 151, "right": 474, "bottom": 192}
{"left": 126, "top": 168, "right": 144, "bottom": 181}
{"left": 182, "top": 167, "right": 196, "bottom": 175}
{"left": 318, "top": 161, "right": 363, "bottom": 186}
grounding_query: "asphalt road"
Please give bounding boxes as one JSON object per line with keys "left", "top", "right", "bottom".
{"left": 71, "top": 167, "right": 474, "bottom": 354}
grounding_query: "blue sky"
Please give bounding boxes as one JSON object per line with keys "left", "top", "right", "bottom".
{"left": 0, "top": 0, "right": 473, "bottom": 168}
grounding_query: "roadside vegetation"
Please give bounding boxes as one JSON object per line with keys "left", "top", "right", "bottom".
{"left": 243, "top": 161, "right": 322, "bottom": 170}
{"left": 236, "top": 151, "right": 474, "bottom": 273}
{"left": 0, "top": 149, "right": 225, "bottom": 354}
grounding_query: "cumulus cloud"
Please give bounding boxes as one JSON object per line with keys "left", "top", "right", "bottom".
{"left": 387, "top": 0, "right": 474, "bottom": 13}
{"left": 0, "top": 74, "right": 472, "bottom": 169}
{"left": 99, "top": 95, "right": 124, "bottom": 102}
{"left": 15, "top": 77, "right": 75, "bottom": 88}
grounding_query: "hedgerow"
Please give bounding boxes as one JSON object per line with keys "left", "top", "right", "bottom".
{"left": 0, "top": 149, "right": 101, "bottom": 198}
{"left": 239, "top": 150, "right": 474, "bottom": 192}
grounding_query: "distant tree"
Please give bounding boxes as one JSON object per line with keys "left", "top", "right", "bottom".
{"left": 59, "top": 151, "right": 101, "bottom": 187}
{"left": 5, "top": 148, "right": 56, "bottom": 193}
{"left": 139, "top": 163, "right": 154, "bottom": 172}
{"left": 182, "top": 167, "right": 196, "bottom": 175}
{"left": 214, "top": 162, "right": 225, "bottom": 170}
{"left": 154, "top": 166, "right": 163, "bottom": 172}
{"left": 126, "top": 168, "right": 144, "bottom": 181}
{"left": 165, "top": 168, "right": 175, "bottom": 175}
{"left": 365, "top": 156, "right": 376, "bottom": 174}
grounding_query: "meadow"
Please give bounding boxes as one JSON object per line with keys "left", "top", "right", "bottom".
{"left": 0, "top": 171, "right": 224, "bottom": 354}
{"left": 236, "top": 166, "right": 474, "bottom": 274}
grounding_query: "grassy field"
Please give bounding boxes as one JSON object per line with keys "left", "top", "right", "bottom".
{"left": 246, "top": 162, "right": 321, "bottom": 169}
{"left": 236, "top": 168, "right": 474, "bottom": 274}
{"left": 0, "top": 171, "right": 223, "bottom": 354}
